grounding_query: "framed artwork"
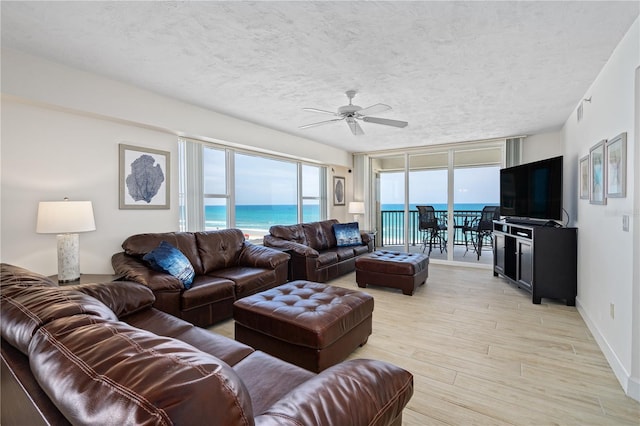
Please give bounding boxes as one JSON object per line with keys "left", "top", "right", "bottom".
{"left": 579, "top": 155, "right": 590, "bottom": 200}
{"left": 333, "top": 176, "right": 345, "bottom": 206}
{"left": 605, "top": 132, "right": 627, "bottom": 198}
{"left": 119, "top": 144, "right": 170, "bottom": 209}
{"left": 589, "top": 140, "right": 606, "bottom": 205}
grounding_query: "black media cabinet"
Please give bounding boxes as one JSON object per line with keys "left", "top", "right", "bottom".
{"left": 493, "top": 220, "right": 577, "bottom": 306}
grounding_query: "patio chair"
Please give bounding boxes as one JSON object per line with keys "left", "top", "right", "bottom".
{"left": 465, "top": 206, "right": 500, "bottom": 260}
{"left": 417, "top": 205, "right": 447, "bottom": 255}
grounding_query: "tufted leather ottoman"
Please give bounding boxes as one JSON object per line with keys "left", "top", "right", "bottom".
{"left": 233, "top": 281, "right": 373, "bottom": 372}
{"left": 355, "top": 250, "right": 429, "bottom": 296}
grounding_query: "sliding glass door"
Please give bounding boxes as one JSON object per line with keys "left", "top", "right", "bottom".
{"left": 375, "top": 154, "right": 407, "bottom": 248}
{"left": 408, "top": 152, "right": 449, "bottom": 259}
{"left": 370, "top": 142, "right": 504, "bottom": 264}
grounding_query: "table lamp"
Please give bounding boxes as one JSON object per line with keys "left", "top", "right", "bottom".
{"left": 36, "top": 198, "right": 96, "bottom": 282}
{"left": 348, "top": 201, "right": 365, "bottom": 223}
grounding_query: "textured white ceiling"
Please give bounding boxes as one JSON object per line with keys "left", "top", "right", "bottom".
{"left": 2, "top": 1, "right": 638, "bottom": 153}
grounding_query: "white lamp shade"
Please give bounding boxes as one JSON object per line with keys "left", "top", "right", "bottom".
{"left": 348, "top": 202, "right": 365, "bottom": 215}
{"left": 37, "top": 201, "right": 96, "bottom": 234}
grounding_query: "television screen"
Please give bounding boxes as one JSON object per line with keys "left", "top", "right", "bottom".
{"left": 499, "top": 156, "right": 563, "bottom": 221}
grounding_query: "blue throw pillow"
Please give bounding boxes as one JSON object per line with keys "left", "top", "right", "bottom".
{"left": 143, "top": 241, "right": 195, "bottom": 289}
{"left": 333, "top": 222, "right": 363, "bottom": 247}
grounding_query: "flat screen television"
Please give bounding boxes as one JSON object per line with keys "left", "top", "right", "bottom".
{"left": 500, "top": 156, "right": 563, "bottom": 221}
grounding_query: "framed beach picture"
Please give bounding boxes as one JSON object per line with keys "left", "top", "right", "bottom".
{"left": 579, "top": 155, "right": 590, "bottom": 200}
{"left": 119, "top": 144, "right": 170, "bottom": 209}
{"left": 605, "top": 132, "right": 627, "bottom": 198}
{"left": 333, "top": 176, "right": 345, "bottom": 206}
{"left": 589, "top": 140, "right": 606, "bottom": 205}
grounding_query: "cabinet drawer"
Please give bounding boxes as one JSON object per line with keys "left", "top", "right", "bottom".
{"left": 510, "top": 227, "right": 532, "bottom": 239}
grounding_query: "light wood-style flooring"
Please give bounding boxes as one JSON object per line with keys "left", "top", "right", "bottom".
{"left": 209, "top": 264, "right": 639, "bottom": 425}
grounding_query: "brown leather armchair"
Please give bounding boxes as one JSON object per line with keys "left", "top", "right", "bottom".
{"left": 263, "top": 219, "right": 372, "bottom": 282}
{"left": 112, "top": 228, "right": 290, "bottom": 326}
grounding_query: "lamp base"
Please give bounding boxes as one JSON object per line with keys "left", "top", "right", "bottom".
{"left": 57, "top": 233, "right": 80, "bottom": 282}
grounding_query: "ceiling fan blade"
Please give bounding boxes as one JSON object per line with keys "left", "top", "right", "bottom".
{"left": 302, "top": 107, "right": 339, "bottom": 116}
{"left": 362, "top": 116, "right": 408, "bottom": 128}
{"left": 356, "top": 103, "right": 391, "bottom": 116}
{"left": 346, "top": 117, "right": 364, "bottom": 135}
{"left": 299, "top": 118, "right": 344, "bottom": 129}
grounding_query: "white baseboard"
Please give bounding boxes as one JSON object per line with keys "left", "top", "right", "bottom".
{"left": 576, "top": 297, "right": 639, "bottom": 402}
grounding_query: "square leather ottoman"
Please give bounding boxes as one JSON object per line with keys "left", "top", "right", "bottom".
{"left": 355, "top": 250, "right": 429, "bottom": 296}
{"left": 233, "top": 280, "right": 373, "bottom": 373}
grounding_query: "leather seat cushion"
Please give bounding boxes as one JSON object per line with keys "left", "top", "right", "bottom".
{"left": 315, "top": 251, "right": 338, "bottom": 267}
{"left": 124, "top": 308, "right": 254, "bottom": 367}
{"left": 211, "top": 267, "right": 276, "bottom": 299}
{"left": 355, "top": 250, "right": 429, "bottom": 276}
{"left": 233, "top": 281, "right": 373, "bottom": 349}
{"left": 233, "top": 350, "right": 314, "bottom": 415}
{"left": 333, "top": 247, "right": 355, "bottom": 261}
{"left": 352, "top": 245, "right": 370, "bottom": 256}
{"left": 181, "top": 276, "right": 235, "bottom": 311}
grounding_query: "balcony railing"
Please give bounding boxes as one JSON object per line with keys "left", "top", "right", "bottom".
{"left": 379, "top": 210, "right": 482, "bottom": 247}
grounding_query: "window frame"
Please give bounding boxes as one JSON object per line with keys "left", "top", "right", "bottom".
{"left": 179, "top": 138, "right": 327, "bottom": 236}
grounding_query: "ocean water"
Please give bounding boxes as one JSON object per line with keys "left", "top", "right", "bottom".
{"left": 205, "top": 205, "right": 319, "bottom": 231}
{"left": 379, "top": 203, "right": 499, "bottom": 237}
{"left": 382, "top": 203, "right": 497, "bottom": 212}
{"left": 205, "top": 203, "right": 497, "bottom": 232}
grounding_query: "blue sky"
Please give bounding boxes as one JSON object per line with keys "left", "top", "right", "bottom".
{"left": 381, "top": 167, "right": 500, "bottom": 205}
{"left": 204, "top": 147, "right": 499, "bottom": 205}
{"left": 204, "top": 150, "right": 317, "bottom": 205}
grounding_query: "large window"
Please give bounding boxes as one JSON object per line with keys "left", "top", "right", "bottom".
{"left": 203, "top": 147, "right": 228, "bottom": 231}
{"left": 302, "top": 164, "right": 323, "bottom": 222}
{"left": 372, "top": 142, "right": 504, "bottom": 264}
{"left": 180, "top": 139, "right": 327, "bottom": 242}
{"left": 234, "top": 153, "right": 298, "bottom": 240}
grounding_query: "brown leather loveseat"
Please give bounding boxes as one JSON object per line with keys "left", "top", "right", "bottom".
{"left": 112, "top": 228, "right": 290, "bottom": 326}
{"left": 263, "top": 219, "right": 372, "bottom": 282}
{"left": 1, "top": 263, "right": 414, "bottom": 425}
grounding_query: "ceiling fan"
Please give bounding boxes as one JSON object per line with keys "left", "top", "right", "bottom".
{"left": 300, "top": 90, "right": 408, "bottom": 136}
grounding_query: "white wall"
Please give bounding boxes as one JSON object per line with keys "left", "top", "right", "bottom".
{"left": 1, "top": 50, "right": 352, "bottom": 275}
{"left": 522, "top": 131, "right": 563, "bottom": 163}
{"left": 2, "top": 49, "right": 351, "bottom": 167}
{"left": 1, "top": 100, "right": 179, "bottom": 274}
{"left": 563, "top": 18, "right": 639, "bottom": 400}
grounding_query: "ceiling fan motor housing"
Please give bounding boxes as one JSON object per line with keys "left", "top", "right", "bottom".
{"left": 338, "top": 104, "right": 362, "bottom": 115}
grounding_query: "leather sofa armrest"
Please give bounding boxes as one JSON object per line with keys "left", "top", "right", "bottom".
{"left": 63, "top": 281, "right": 156, "bottom": 318}
{"left": 238, "top": 244, "right": 291, "bottom": 269}
{"left": 255, "top": 359, "right": 413, "bottom": 426}
{"left": 263, "top": 236, "right": 319, "bottom": 258}
{"left": 359, "top": 232, "right": 374, "bottom": 252}
{"left": 111, "top": 253, "right": 183, "bottom": 292}
{"left": 360, "top": 232, "right": 371, "bottom": 245}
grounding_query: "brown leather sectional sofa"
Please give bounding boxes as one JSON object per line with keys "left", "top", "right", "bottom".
{"left": 112, "top": 228, "right": 290, "bottom": 326}
{"left": 1, "top": 263, "right": 414, "bottom": 425}
{"left": 263, "top": 219, "right": 373, "bottom": 282}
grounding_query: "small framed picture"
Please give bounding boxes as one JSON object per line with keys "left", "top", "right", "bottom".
{"left": 119, "top": 144, "right": 170, "bottom": 209}
{"left": 589, "top": 140, "right": 606, "bottom": 205}
{"left": 579, "top": 155, "right": 590, "bottom": 200}
{"left": 333, "top": 176, "right": 345, "bottom": 206}
{"left": 605, "top": 132, "right": 626, "bottom": 198}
